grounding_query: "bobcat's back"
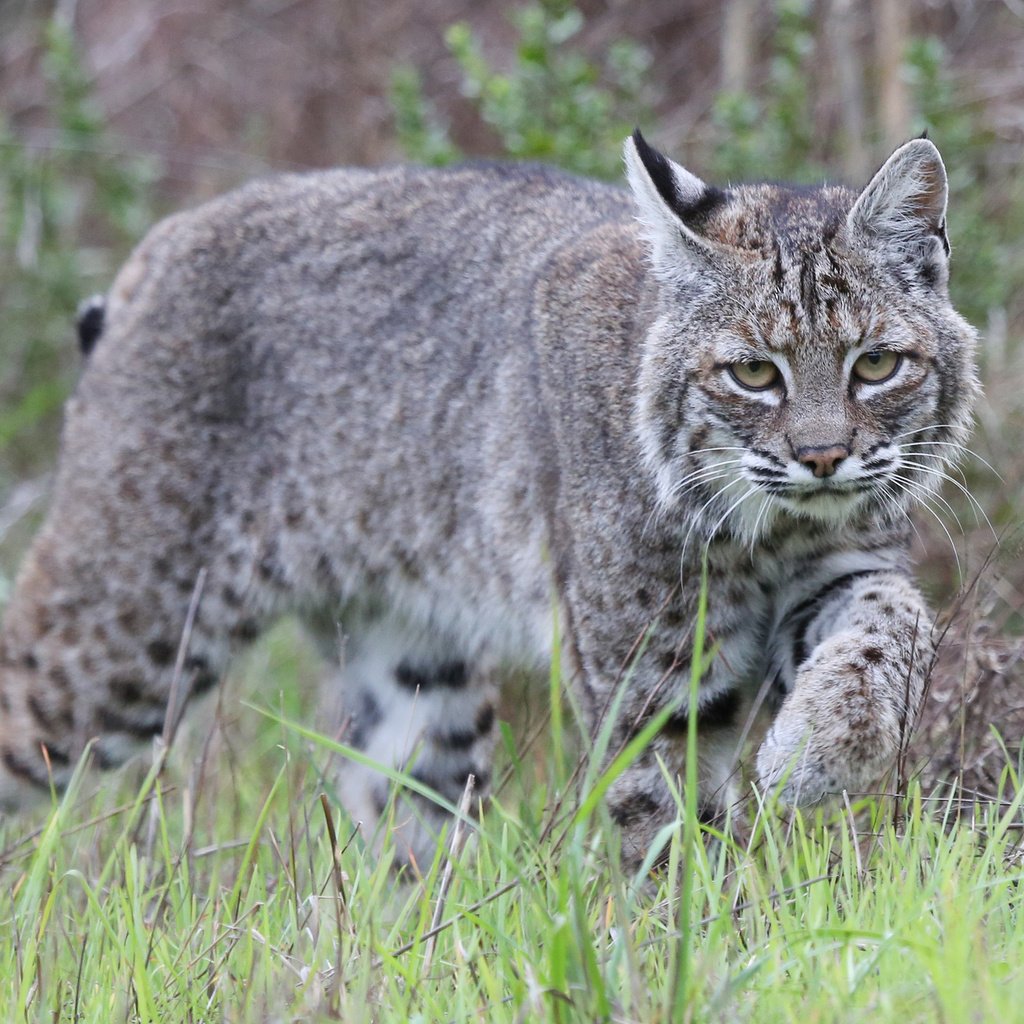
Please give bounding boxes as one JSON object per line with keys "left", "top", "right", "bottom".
{"left": 67, "top": 163, "right": 645, "bottom": 661}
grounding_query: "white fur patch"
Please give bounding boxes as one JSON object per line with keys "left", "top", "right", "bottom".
{"left": 623, "top": 136, "right": 719, "bottom": 285}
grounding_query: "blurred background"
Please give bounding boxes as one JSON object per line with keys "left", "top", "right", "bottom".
{"left": 0, "top": 0, "right": 1021, "bottom": 791}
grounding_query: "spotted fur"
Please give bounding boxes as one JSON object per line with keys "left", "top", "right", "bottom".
{"left": 0, "top": 135, "right": 977, "bottom": 865}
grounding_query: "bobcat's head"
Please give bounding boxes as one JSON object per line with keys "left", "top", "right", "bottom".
{"left": 626, "top": 131, "right": 979, "bottom": 544}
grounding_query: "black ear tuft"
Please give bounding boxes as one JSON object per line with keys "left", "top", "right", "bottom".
{"left": 631, "top": 129, "right": 727, "bottom": 229}
{"left": 917, "top": 128, "right": 930, "bottom": 140}
{"left": 76, "top": 295, "right": 106, "bottom": 357}
{"left": 631, "top": 129, "right": 678, "bottom": 212}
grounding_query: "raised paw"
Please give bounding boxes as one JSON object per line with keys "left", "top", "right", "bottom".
{"left": 754, "top": 642, "right": 913, "bottom": 805}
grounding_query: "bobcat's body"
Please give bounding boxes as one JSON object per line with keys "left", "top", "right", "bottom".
{"left": 0, "top": 136, "right": 977, "bottom": 863}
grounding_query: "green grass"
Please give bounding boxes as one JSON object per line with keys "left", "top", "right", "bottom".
{"left": 2, "top": 625, "right": 1024, "bottom": 1023}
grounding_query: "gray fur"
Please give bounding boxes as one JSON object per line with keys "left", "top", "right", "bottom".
{"left": 0, "top": 136, "right": 978, "bottom": 865}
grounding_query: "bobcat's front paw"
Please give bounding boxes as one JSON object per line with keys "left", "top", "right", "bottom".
{"left": 755, "top": 708, "right": 848, "bottom": 805}
{"left": 755, "top": 646, "right": 908, "bottom": 805}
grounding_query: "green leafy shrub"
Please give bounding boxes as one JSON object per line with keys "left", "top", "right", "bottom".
{"left": 711, "top": 0, "right": 820, "bottom": 183}
{"left": 393, "top": 0, "right": 652, "bottom": 180}
{"left": 0, "top": 19, "right": 156, "bottom": 486}
{"left": 905, "top": 37, "right": 1024, "bottom": 334}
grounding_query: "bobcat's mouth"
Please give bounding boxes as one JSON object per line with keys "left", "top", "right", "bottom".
{"left": 739, "top": 447, "right": 904, "bottom": 524}
{"left": 768, "top": 481, "right": 872, "bottom": 523}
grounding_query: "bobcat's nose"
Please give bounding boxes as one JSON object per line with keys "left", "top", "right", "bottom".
{"left": 796, "top": 444, "right": 849, "bottom": 478}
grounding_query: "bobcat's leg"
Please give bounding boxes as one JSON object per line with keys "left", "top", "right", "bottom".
{"left": 0, "top": 468, "right": 274, "bottom": 810}
{"left": 322, "top": 616, "right": 499, "bottom": 867}
{"left": 604, "top": 687, "right": 759, "bottom": 867}
{"left": 757, "top": 569, "right": 932, "bottom": 803}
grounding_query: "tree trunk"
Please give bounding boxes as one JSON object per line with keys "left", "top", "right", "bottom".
{"left": 721, "top": 0, "right": 760, "bottom": 94}
{"left": 829, "top": 0, "right": 870, "bottom": 180}
{"left": 875, "top": 0, "right": 911, "bottom": 156}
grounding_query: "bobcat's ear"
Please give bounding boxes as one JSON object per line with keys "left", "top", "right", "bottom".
{"left": 847, "top": 138, "right": 950, "bottom": 291}
{"left": 624, "top": 130, "right": 730, "bottom": 281}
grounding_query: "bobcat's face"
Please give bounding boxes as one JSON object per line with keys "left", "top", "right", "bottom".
{"left": 626, "top": 132, "right": 979, "bottom": 543}
{"left": 682, "top": 277, "right": 965, "bottom": 533}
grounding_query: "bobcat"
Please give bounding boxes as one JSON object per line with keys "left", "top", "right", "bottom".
{"left": 0, "top": 132, "right": 977, "bottom": 865}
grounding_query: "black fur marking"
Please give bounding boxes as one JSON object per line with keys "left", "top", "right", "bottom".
{"left": 772, "top": 238, "right": 785, "bottom": 288}
{"left": 610, "top": 791, "right": 661, "bottom": 829}
{"left": 146, "top": 639, "right": 175, "bottom": 667}
{"left": 230, "top": 618, "right": 260, "bottom": 643}
{"left": 109, "top": 676, "right": 144, "bottom": 703}
{"left": 97, "top": 705, "right": 164, "bottom": 737}
{"left": 749, "top": 446, "right": 785, "bottom": 466}
{"left": 664, "top": 687, "right": 741, "bottom": 735}
{"left": 93, "top": 746, "right": 123, "bottom": 770}
{"left": 699, "top": 688, "right": 741, "bottom": 729}
{"left": 40, "top": 743, "right": 70, "bottom": 767}
{"left": 792, "top": 628, "right": 810, "bottom": 674}
{"left": 395, "top": 659, "right": 468, "bottom": 692}
{"left": 789, "top": 570, "right": 879, "bottom": 670}
{"left": 631, "top": 129, "right": 728, "bottom": 229}
{"left": 409, "top": 763, "right": 484, "bottom": 800}
{"left": 27, "top": 692, "right": 67, "bottom": 731}
{"left": 185, "top": 654, "right": 209, "bottom": 674}
{"left": 799, "top": 252, "right": 818, "bottom": 324}
{"left": 2, "top": 746, "right": 48, "bottom": 785}
{"left": 696, "top": 801, "right": 726, "bottom": 827}
{"left": 657, "top": 381, "right": 687, "bottom": 460}
{"left": 475, "top": 703, "right": 495, "bottom": 734}
{"left": 439, "top": 728, "right": 478, "bottom": 752}
{"left": 191, "top": 668, "right": 219, "bottom": 696}
{"left": 355, "top": 691, "right": 383, "bottom": 739}
{"left": 76, "top": 296, "right": 106, "bottom": 356}
{"left": 788, "top": 570, "right": 879, "bottom": 624}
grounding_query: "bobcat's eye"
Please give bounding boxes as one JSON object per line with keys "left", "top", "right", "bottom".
{"left": 853, "top": 350, "right": 902, "bottom": 384}
{"left": 729, "top": 360, "right": 780, "bottom": 391}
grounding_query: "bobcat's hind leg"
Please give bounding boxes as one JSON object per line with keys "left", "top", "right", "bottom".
{"left": 318, "top": 616, "right": 499, "bottom": 868}
{"left": 0, "top": 479, "right": 276, "bottom": 811}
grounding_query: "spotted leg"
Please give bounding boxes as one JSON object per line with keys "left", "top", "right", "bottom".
{"left": 321, "top": 616, "right": 499, "bottom": 867}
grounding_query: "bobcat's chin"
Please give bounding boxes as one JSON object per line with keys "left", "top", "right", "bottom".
{"left": 774, "top": 486, "right": 871, "bottom": 526}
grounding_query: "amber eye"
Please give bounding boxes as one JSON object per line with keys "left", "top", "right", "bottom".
{"left": 729, "top": 360, "right": 780, "bottom": 391}
{"left": 853, "top": 350, "right": 902, "bottom": 384}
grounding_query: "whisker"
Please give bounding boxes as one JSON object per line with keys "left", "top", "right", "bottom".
{"left": 667, "top": 459, "right": 746, "bottom": 497}
{"left": 683, "top": 445, "right": 751, "bottom": 457}
{"left": 663, "top": 467, "right": 745, "bottom": 511}
{"left": 890, "top": 472, "right": 965, "bottom": 536}
{"left": 897, "top": 459, "right": 998, "bottom": 539}
{"left": 889, "top": 478, "right": 962, "bottom": 579}
{"left": 898, "top": 440, "right": 1003, "bottom": 482}
{"left": 897, "top": 446, "right": 971, "bottom": 486}
{"left": 703, "top": 485, "right": 759, "bottom": 553}
{"left": 748, "top": 494, "right": 773, "bottom": 555}
{"left": 893, "top": 423, "right": 962, "bottom": 440}
{"left": 877, "top": 479, "right": 928, "bottom": 554}
{"left": 679, "top": 477, "right": 746, "bottom": 565}
{"left": 640, "top": 459, "right": 745, "bottom": 539}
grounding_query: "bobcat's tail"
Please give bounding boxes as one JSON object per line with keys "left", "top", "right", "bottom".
{"left": 76, "top": 294, "right": 106, "bottom": 357}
